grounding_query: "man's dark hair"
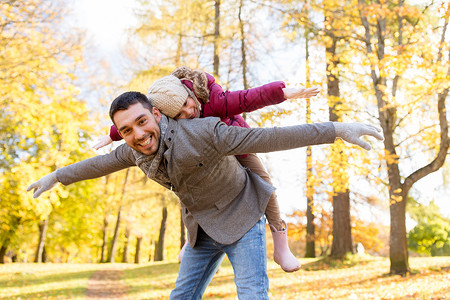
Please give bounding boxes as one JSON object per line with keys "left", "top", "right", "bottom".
{"left": 109, "top": 92, "right": 153, "bottom": 124}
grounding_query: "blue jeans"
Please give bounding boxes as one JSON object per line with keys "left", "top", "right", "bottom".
{"left": 170, "top": 217, "right": 268, "bottom": 300}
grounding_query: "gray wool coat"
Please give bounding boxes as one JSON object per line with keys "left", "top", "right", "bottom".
{"left": 56, "top": 116, "right": 336, "bottom": 247}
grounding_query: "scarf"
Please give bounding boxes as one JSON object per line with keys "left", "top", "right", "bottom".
{"left": 131, "top": 114, "right": 171, "bottom": 188}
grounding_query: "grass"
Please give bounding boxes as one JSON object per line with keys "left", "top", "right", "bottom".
{"left": 0, "top": 256, "right": 449, "bottom": 299}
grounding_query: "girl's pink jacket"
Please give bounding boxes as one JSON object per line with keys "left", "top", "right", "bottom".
{"left": 109, "top": 73, "right": 286, "bottom": 141}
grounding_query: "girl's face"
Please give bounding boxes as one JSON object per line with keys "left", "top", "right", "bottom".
{"left": 174, "top": 97, "right": 200, "bottom": 119}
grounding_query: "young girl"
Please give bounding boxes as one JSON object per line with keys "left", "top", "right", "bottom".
{"left": 94, "top": 66, "right": 319, "bottom": 272}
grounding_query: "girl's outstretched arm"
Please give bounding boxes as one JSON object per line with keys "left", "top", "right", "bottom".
{"left": 93, "top": 125, "right": 122, "bottom": 150}
{"left": 204, "top": 73, "right": 319, "bottom": 118}
{"left": 93, "top": 135, "right": 113, "bottom": 150}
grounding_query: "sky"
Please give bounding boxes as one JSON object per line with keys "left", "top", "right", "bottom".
{"left": 73, "top": 0, "right": 138, "bottom": 52}
{"left": 71, "top": 0, "right": 449, "bottom": 222}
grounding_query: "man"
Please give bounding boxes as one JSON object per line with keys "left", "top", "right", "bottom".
{"left": 28, "top": 91, "right": 383, "bottom": 299}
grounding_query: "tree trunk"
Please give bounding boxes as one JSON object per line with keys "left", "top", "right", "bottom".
{"left": 330, "top": 190, "right": 354, "bottom": 257}
{"left": 154, "top": 202, "right": 168, "bottom": 261}
{"left": 108, "top": 169, "right": 130, "bottom": 263}
{"left": 100, "top": 175, "right": 110, "bottom": 263}
{"left": 42, "top": 246, "right": 47, "bottom": 263}
{"left": 100, "top": 217, "right": 109, "bottom": 263}
{"left": 305, "top": 30, "right": 315, "bottom": 258}
{"left": 123, "top": 228, "right": 130, "bottom": 263}
{"left": 389, "top": 188, "right": 409, "bottom": 274}
{"left": 180, "top": 208, "right": 186, "bottom": 250}
{"left": 305, "top": 175, "right": 315, "bottom": 258}
{"left": 0, "top": 244, "right": 7, "bottom": 264}
{"left": 326, "top": 33, "right": 353, "bottom": 258}
{"left": 176, "top": 32, "right": 182, "bottom": 66}
{"left": 109, "top": 205, "right": 123, "bottom": 263}
{"left": 34, "top": 218, "right": 48, "bottom": 263}
{"left": 213, "top": 0, "right": 220, "bottom": 77}
{"left": 135, "top": 236, "right": 142, "bottom": 264}
{"left": 149, "top": 239, "right": 155, "bottom": 262}
{"left": 238, "top": 0, "right": 248, "bottom": 90}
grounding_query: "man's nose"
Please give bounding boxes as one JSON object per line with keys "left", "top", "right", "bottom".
{"left": 135, "top": 127, "right": 146, "bottom": 140}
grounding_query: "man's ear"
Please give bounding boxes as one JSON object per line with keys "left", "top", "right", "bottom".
{"left": 152, "top": 107, "right": 162, "bottom": 124}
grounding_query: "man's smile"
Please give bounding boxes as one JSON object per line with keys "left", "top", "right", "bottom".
{"left": 137, "top": 134, "right": 152, "bottom": 147}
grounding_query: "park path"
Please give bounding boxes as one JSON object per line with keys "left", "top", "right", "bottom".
{"left": 85, "top": 265, "right": 129, "bottom": 299}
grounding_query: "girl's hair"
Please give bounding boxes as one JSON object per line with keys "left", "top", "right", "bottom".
{"left": 171, "top": 66, "right": 210, "bottom": 103}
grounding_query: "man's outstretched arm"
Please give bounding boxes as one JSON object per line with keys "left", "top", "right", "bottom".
{"left": 212, "top": 121, "right": 383, "bottom": 156}
{"left": 27, "top": 144, "right": 136, "bottom": 198}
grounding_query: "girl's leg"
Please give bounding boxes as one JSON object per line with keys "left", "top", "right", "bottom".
{"left": 237, "top": 153, "right": 283, "bottom": 228}
{"left": 237, "top": 154, "right": 282, "bottom": 229}
{"left": 237, "top": 153, "right": 301, "bottom": 272}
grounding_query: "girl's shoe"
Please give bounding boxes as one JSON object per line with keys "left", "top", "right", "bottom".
{"left": 269, "top": 220, "right": 301, "bottom": 272}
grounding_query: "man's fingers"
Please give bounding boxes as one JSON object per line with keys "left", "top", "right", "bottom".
{"left": 346, "top": 136, "right": 372, "bottom": 151}
{"left": 27, "top": 182, "right": 43, "bottom": 198}
{"left": 364, "top": 125, "right": 384, "bottom": 141}
{"left": 33, "top": 189, "right": 43, "bottom": 199}
{"left": 26, "top": 182, "right": 38, "bottom": 192}
{"left": 357, "top": 140, "right": 371, "bottom": 151}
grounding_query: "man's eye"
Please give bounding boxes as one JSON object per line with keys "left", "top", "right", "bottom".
{"left": 139, "top": 118, "right": 147, "bottom": 125}
{"left": 183, "top": 101, "right": 187, "bottom": 106}
{"left": 122, "top": 129, "right": 131, "bottom": 135}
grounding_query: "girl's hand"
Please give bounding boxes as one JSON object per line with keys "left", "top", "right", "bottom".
{"left": 93, "top": 135, "right": 113, "bottom": 150}
{"left": 283, "top": 87, "right": 320, "bottom": 99}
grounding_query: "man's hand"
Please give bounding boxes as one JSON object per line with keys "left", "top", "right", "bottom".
{"left": 333, "top": 122, "right": 384, "bottom": 150}
{"left": 282, "top": 87, "right": 320, "bottom": 99}
{"left": 93, "top": 135, "right": 113, "bottom": 150}
{"left": 26, "top": 172, "right": 59, "bottom": 198}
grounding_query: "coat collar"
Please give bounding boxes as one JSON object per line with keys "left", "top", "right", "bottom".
{"left": 131, "top": 114, "right": 169, "bottom": 179}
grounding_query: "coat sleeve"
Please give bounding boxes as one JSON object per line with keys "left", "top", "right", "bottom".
{"left": 202, "top": 73, "right": 286, "bottom": 118}
{"left": 109, "top": 124, "right": 123, "bottom": 141}
{"left": 210, "top": 119, "right": 336, "bottom": 156}
{"left": 55, "top": 144, "right": 136, "bottom": 185}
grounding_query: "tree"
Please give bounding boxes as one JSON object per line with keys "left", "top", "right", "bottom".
{"left": 213, "top": 0, "right": 221, "bottom": 76}
{"left": 323, "top": 7, "right": 354, "bottom": 257}
{"left": 100, "top": 176, "right": 111, "bottom": 263}
{"left": 34, "top": 219, "right": 48, "bottom": 263}
{"left": 356, "top": 0, "right": 449, "bottom": 274}
{"left": 123, "top": 227, "right": 131, "bottom": 263}
{"left": 276, "top": 0, "right": 357, "bottom": 258}
{"left": 131, "top": 0, "right": 214, "bottom": 69}
{"left": 0, "top": 0, "right": 97, "bottom": 263}
{"left": 304, "top": 28, "right": 315, "bottom": 258}
{"left": 154, "top": 197, "right": 168, "bottom": 262}
{"left": 135, "top": 235, "right": 143, "bottom": 264}
{"left": 108, "top": 169, "right": 130, "bottom": 263}
{"left": 408, "top": 200, "right": 450, "bottom": 256}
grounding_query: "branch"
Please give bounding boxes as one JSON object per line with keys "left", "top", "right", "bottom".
{"left": 394, "top": 125, "right": 437, "bottom": 148}
{"left": 403, "top": 67, "right": 449, "bottom": 193}
{"left": 401, "top": 5, "right": 449, "bottom": 194}
{"left": 395, "top": 97, "right": 424, "bottom": 129}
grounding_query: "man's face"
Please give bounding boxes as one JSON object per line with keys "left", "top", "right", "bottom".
{"left": 113, "top": 102, "right": 161, "bottom": 155}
